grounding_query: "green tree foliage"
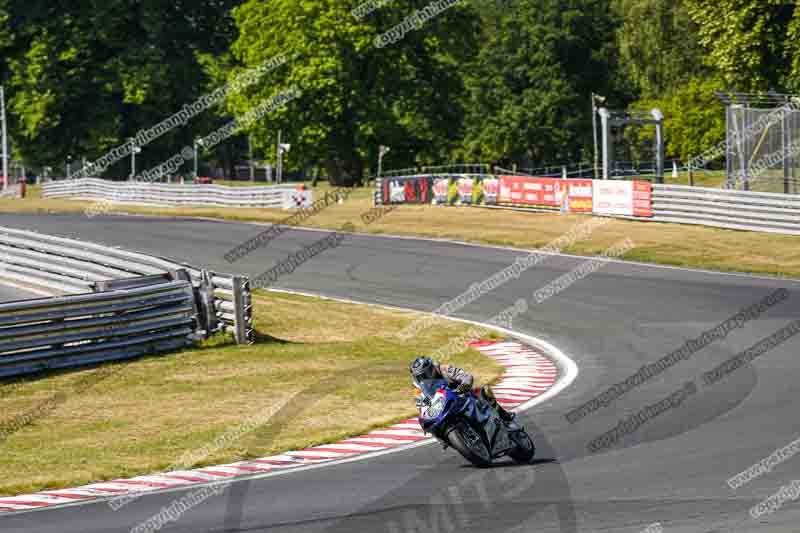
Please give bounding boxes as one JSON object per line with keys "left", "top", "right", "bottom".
{"left": 226, "top": 0, "right": 478, "bottom": 186}
{"left": 2, "top": 0, "right": 794, "bottom": 179}
{"left": 616, "top": 1, "right": 728, "bottom": 167}
{"left": 686, "top": 0, "right": 795, "bottom": 91}
{"left": 615, "top": 0, "right": 706, "bottom": 99}
{"left": 0, "top": 0, "right": 242, "bottom": 172}
{"left": 459, "top": 0, "right": 619, "bottom": 166}
{"left": 626, "top": 75, "right": 725, "bottom": 163}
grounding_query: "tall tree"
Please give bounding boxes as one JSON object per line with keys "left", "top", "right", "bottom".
{"left": 226, "top": 0, "right": 479, "bottom": 186}
{"left": 459, "top": 0, "right": 620, "bottom": 166}
{"left": 686, "top": 0, "right": 795, "bottom": 91}
{"left": 615, "top": 0, "right": 706, "bottom": 99}
{"left": 0, "top": 0, "right": 243, "bottom": 173}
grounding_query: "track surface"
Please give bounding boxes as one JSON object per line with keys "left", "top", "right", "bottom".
{"left": 1, "top": 212, "right": 799, "bottom": 533}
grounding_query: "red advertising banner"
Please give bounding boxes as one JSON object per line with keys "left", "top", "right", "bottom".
{"left": 566, "top": 179, "right": 593, "bottom": 213}
{"left": 632, "top": 180, "right": 653, "bottom": 217}
{"left": 498, "top": 176, "right": 563, "bottom": 207}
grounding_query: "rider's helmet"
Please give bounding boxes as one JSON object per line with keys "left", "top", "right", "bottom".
{"left": 410, "top": 356, "right": 436, "bottom": 388}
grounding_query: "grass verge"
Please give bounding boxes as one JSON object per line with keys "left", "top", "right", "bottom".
{"left": 0, "top": 290, "right": 503, "bottom": 497}
{"left": 1, "top": 183, "right": 798, "bottom": 278}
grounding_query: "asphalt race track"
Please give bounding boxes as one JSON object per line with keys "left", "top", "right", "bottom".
{"left": 1, "top": 212, "right": 799, "bottom": 533}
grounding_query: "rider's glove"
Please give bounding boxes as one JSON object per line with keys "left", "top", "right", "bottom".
{"left": 456, "top": 382, "right": 472, "bottom": 395}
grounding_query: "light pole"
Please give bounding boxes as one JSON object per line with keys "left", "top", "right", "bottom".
{"left": 1, "top": 86, "right": 8, "bottom": 190}
{"left": 277, "top": 142, "right": 291, "bottom": 184}
{"left": 591, "top": 92, "right": 606, "bottom": 180}
{"left": 248, "top": 135, "right": 255, "bottom": 182}
{"left": 129, "top": 138, "right": 141, "bottom": 180}
{"left": 193, "top": 138, "right": 203, "bottom": 179}
{"left": 276, "top": 130, "right": 282, "bottom": 183}
{"left": 66, "top": 155, "right": 72, "bottom": 179}
{"left": 378, "top": 145, "right": 390, "bottom": 180}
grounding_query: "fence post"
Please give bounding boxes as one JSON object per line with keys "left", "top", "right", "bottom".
{"left": 232, "top": 276, "right": 254, "bottom": 345}
{"left": 783, "top": 106, "right": 791, "bottom": 194}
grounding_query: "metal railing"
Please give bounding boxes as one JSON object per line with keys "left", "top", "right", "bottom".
{"left": 42, "top": 178, "right": 304, "bottom": 209}
{"left": 651, "top": 184, "right": 800, "bottom": 235}
{"left": 0, "top": 227, "right": 254, "bottom": 344}
{"left": 0, "top": 279, "right": 198, "bottom": 378}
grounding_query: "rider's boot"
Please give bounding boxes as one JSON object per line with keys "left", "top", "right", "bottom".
{"left": 480, "top": 385, "right": 516, "bottom": 422}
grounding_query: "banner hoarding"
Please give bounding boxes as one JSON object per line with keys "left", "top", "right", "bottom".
{"left": 433, "top": 178, "right": 449, "bottom": 204}
{"left": 498, "top": 176, "right": 563, "bottom": 207}
{"left": 457, "top": 177, "right": 474, "bottom": 204}
{"left": 482, "top": 178, "right": 499, "bottom": 205}
{"left": 592, "top": 180, "right": 652, "bottom": 217}
{"left": 566, "top": 179, "right": 593, "bottom": 213}
{"left": 633, "top": 181, "right": 653, "bottom": 217}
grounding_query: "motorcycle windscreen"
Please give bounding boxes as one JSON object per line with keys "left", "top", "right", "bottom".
{"left": 417, "top": 378, "right": 449, "bottom": 399}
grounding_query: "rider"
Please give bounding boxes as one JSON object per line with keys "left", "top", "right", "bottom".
{"left": 409, "top": 356, "right": 515, "bottom": 422}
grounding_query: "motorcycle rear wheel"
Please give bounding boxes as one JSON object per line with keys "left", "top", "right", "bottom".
{"left": 508, "top": 429, "right": 536, "bottom": 464}
{"left": 447, "top": 422, "right": 492, "bottom": 467}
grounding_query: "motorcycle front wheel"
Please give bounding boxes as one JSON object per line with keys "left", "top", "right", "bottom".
{"left": 447, "top": 422, "right": 491, "bottom": 467}
{"left": 508, "top": 429, "right": 536, "bottom": 464}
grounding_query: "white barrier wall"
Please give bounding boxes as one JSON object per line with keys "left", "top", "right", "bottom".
{"left": 651, "top": 184, "right": 800, "bottom": 235}
{"left": 43, "top": 178, "right": 312, "bottom": 209}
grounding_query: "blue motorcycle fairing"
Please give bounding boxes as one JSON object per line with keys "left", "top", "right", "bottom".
{"left": 416, "top": 379, "right": 493, "bottom": 435}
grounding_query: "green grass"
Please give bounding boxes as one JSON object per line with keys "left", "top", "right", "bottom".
{"left": 664, "top": 169, "right": 728, "bottom": 188}
{"left": 0, "top": 290, "right": 503, "bottom": 496}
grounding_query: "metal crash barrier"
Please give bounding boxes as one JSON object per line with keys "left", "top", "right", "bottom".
{"left": 0, "top": 278, "right": 198, "bottom": 378}
{"left": 0, "top": 228, "right": 255, "bottom": 377}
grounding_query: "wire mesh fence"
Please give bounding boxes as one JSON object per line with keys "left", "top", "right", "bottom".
{"left": 722, "top": 93, "right": 800, "bottom": 194}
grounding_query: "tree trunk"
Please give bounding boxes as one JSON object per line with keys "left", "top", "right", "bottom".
{"left": 324, "top": 157, "right": 362, "bottom": 187}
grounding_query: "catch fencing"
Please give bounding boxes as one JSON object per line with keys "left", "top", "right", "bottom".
{"left": 722, "top": 98, "right": 800, "bottom": 193}
{"left": 0, "top": 227, "right": 254, "bottom": 351}
{"left": 375, "top": 174, "right": 800, "bottom": 235}
{"left": 42, "top": 178, "right": 311, "bottom": 209}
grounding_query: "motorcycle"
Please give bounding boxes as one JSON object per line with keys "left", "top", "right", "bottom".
{"left": 415, "top": 378, "right": 535, "bottom": 467}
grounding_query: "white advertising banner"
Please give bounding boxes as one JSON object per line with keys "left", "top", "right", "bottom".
{"left": 593, "top": 180, "right": 634, "bottom": 216}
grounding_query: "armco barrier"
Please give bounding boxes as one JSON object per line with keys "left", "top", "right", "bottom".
{"left": 42, "top": 178, "right": 311, "bottom": 209}
{"left": 651, "top": 184, "right": 800, "bottom": 235}
{"left": 376, "top": 175, "right": 800, "bottom": 235}
{"left": 0, "top": 227, "right": 254, "bottom": 345}
{"left": 0, "top": 280, "right": 198, "bottom": 378}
